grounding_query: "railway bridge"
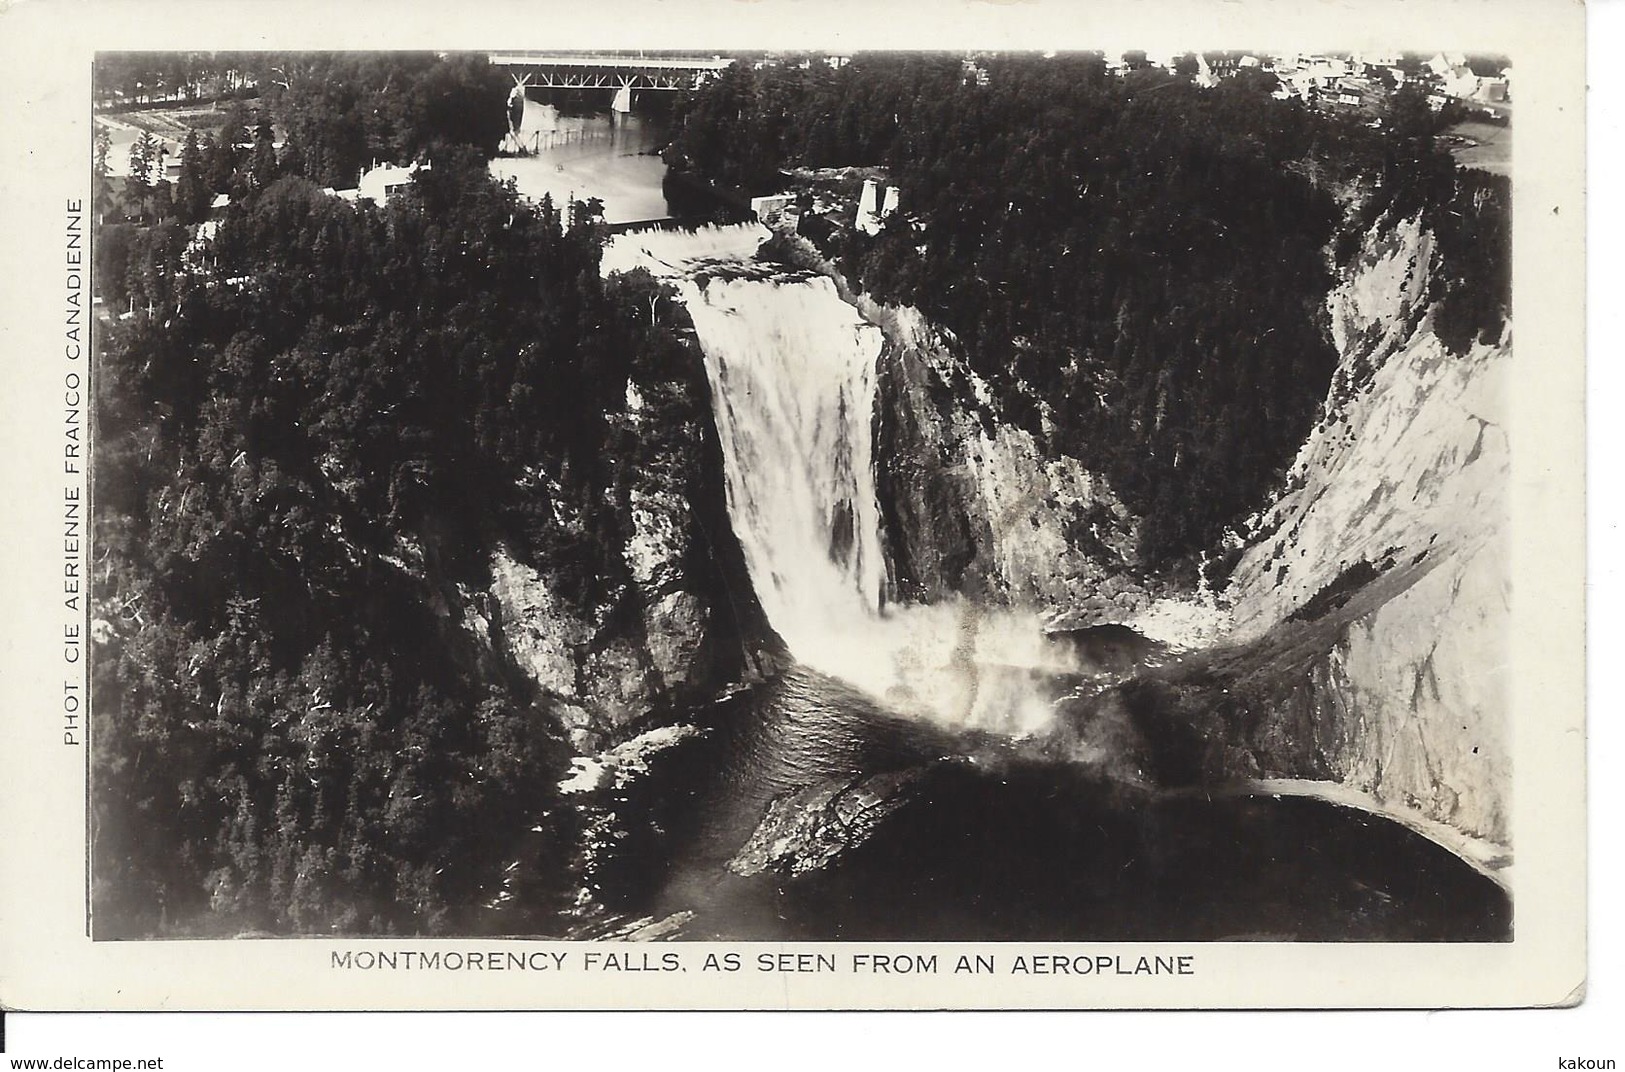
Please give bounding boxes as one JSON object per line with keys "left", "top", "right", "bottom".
{"left": 487, "top": 51, "right": 736, "bottom": 92}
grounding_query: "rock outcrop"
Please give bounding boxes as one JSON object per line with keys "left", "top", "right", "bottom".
{"left": 470, "top": 314, "right": 781, "bottom": 753}
{"left": 870, "top": 304, "right": 1148, "bottom": 619}
{"left": 727, "top": 767, "right": 929, "bottom": 877}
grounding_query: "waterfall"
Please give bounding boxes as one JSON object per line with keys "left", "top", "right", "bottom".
{"left": 682, "top": 268, "right": 1078, "bottom": 735}
{"left": 679, "top": 272, "right": 888, "bottom": 662}
{"left": 603, "top": 229, "right": 1076, "bottom": 735}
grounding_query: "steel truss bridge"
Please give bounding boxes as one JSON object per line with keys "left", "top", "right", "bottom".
{"left": 488, "top": 51, "right": 736, "bottom": 91}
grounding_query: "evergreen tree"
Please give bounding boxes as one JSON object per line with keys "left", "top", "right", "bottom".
{"left": 127, "top": 131, "right": 159, "bottom": 213}
{"left": 252, "top": 117, "right": 278, "bottom": 189}
{"left": 175, "top": 132, "right": 208, "bottom": 223}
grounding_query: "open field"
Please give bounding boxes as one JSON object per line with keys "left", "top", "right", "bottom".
{"left": 1441, "top": 118, "right": 1510, "bottom": 176}
{"left": 95, "top": 102, "right": 270, "bottom": 178}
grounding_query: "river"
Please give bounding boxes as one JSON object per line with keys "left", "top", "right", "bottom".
{"left": 549, "top": 664, "right": 1509, "bottom": 941}
{"left": 488, "top": 100, "right": 673, "bottom": 225}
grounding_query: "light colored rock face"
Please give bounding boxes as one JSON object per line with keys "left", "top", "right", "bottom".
{"left": 487, "top": 550, "right": 588, "bottom": 697}
{"left": 1221, "top": 216, "right": 1512, "bottom": 847}
{"left": 965, "top": 424, "right": 1120, "bottom": 604}
{"left": 464, "top": 293, "right": 763, "bottom": 752}
{"left": 645, "top": 590, "right": 706, "bottom": 694}
{"left": 1227, "top": 213, "right": 1505, "bottom": 635}
{"left": 627, "top": 486, "right": 688, "bottom": 592}
{"left": 1324, "top": 532, "right": 1510, "bottom": 841}
{"left": 1226, "top": 331, "right": 1507, "bottom": 641}
{"left": 482, "top": 542, "right": 719, "bottom": 747}
{"left": 580, "top": 640, "right": 654, "bottom": 731}
{"left": 1328, "top": 214, "right": 1435, "bottom": 371}
{"left": 481, "top": 474, "right": 718, "bottom": 748}
{"left": 873, "top": 305, "right": 1145, "bottom": 619}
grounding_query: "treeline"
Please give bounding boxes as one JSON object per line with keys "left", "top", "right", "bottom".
{"left": 668, "top": 54, "right": 1508, "bottom": 568}
{"left": 95, "top": 104, "right": 276, "bottom": 237}
{"left": 92, "top": 57, "right": 702, "bottom": 936}
{"left": 93, "top": 52, "right": 262, "bottom": 109}
{"left": 97, "top": 53, "right": 510, "bottom": 309}
{"left": 97, "top": 53, "right": 508, "bottom": 228}
{"left": 267, "top": 52, "right": 510, "bottom": 190}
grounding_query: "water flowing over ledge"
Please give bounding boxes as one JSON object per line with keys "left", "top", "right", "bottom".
{"left": 598, "top": 217, "right": 1512, "bottom": 876}
{"left": 601, "top": 222, "right": 771, "bottom": 279}
{"left": 569, "top": 217, "right": 1514, "bottom": 936}
{"left": 605, "top": 227, "right": 1082, "bottom": 736}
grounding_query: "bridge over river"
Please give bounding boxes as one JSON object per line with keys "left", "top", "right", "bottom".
{"left": 488, "top": 51, "right": 736, "bottom": 91}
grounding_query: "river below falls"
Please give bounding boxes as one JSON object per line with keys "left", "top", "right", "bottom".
{"left": 561, "top": 665, "right": 1509, "bottom": 942}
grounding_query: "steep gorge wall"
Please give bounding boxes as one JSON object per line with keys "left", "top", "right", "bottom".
{"left": 565, "top": 220, "right": 1511, "bottom": 857}
{"left": 858, "top": 214, "right": 1511, "bottom": 852}
{"left": 830, "top": 303, "right": 1148, "bottom": 631}
{"left": 1210, "top": 214, "right": 1512, "bottom": 849}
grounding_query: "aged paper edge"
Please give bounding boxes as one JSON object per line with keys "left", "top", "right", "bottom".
{"left": 0, "top": 0, "right": 1587, "bottom": 1012}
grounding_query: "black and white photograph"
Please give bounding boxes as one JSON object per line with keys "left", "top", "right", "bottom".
{"left": 84, "top": 42, "right": 1520, "bottom": 944}
{"left": 0, "top": 0, "right": 1590, "bottom": 1019}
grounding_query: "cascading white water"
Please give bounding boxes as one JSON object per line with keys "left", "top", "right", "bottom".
{"left": 603, "top": 228, "right": 1076, "bottom": 735}
{"left": 600, "top": 223, "right": 772, "bottom": 278}
{"left": 680, "top": 271, "right": 888, "bottom": 657}
{"left": 684, "top": 268, "right": 1080, "bottom": 735}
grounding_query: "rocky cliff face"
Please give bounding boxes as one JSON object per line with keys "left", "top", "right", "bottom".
{"left": 1060, "top": 214, "right": 1513, "bottom": 863}
{"left": 468, "top": 328, "right": 781, "bottom": 754}
{"left": 865, "top": 214, "right": 1511, "bottom": 857}
{"left": 746, "top": 232, "right": 1151, "bottom": 625}
{"left": 870, "top": 303, "right": 1148, "bottom": 619}
{"left": 1208, "top": 213, "right": 1511, "bottom": 851}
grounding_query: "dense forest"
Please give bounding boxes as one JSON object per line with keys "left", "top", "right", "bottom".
{"left": 667, "top": 53, "right": 1510, "bottom": 568}
{"left": 91, "top": 54, "right": 707, "bottom": 936}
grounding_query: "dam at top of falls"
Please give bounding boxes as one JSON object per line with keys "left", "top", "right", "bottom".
{"left": 601, "top": 222, "right": 772, "bottom": 279}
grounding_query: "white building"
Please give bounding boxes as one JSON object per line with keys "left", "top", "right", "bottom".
{"left": 1440, "top": 64, "right": 1481, "bottom": 100}
{"left": 358, "top": 161, "right": 429, "bottom": 205}
{"left": 1425, "top": 52, "right": 1470, "bottom": 80}
{"left": 1312, "top": 55, "right": 1352, "bottom": 80}
{"left": 1355, "top": 50, "right": 1402, "bottom": 69}
{"left": 1194, "top": 54, "right": 1217, "bottom": 88}
{"left": 183, "top": 219, "right": 220, "bottom": 270}
{"left": 750, "top": 193, "right": 794, "bottom": 226}
{"left": 856, "top": 179, "right": 882, "bottom": 234}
